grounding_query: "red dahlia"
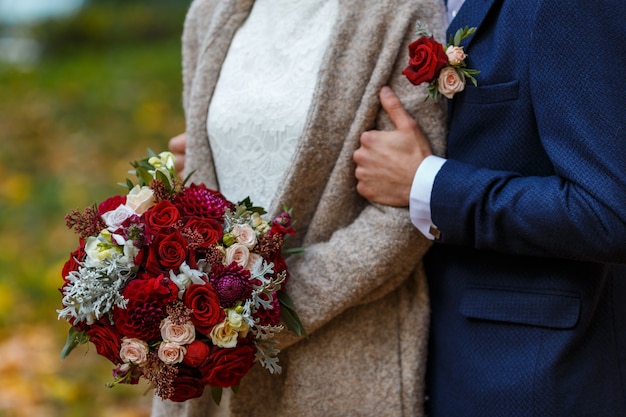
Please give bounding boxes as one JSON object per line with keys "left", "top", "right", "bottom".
{"left": 174, "top": 184, "right": 230, "bottom": 220}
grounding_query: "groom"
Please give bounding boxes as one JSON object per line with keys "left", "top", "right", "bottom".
{"left": 354, "top": 0, "right": 626, "bottom": 416}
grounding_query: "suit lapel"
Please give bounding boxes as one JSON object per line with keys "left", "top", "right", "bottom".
{"left": 448, "top": 0, "right": 498, "bottom": 47}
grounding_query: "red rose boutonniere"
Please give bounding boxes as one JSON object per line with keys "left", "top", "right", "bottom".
{"left": 402, "top": 23, "right": 479, "bottom": 99}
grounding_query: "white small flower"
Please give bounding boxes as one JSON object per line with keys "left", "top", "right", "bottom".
{"left": 120, "top": 338, "right": 149, "bottom": 366}
{"left": 170, "top": 262, "right": 207, "bottom": 298}
{"left": 84, "top": 231, "right": 122, "bottom": 268}
{"left": 148, "top": 152, "right": 176, "bottom": 186}
{"left": 227, "top": 308, "right": 249, "bottom": 337}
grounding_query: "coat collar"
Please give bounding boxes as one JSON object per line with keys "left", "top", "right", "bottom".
{"left": 447, "top": 0, "right": 498, "bottom": 48}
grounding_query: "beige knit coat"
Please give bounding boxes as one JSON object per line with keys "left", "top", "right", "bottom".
{"left": 152, "top": 0, "right": 447, "bottom": 416}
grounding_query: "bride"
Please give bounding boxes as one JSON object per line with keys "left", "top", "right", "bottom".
{"left": 152, "top": 0, "right": 447, "bottom": 416}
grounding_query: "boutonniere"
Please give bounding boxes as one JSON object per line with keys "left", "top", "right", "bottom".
{"left": 402, "top": 23, "right": 479, "bottom": 99}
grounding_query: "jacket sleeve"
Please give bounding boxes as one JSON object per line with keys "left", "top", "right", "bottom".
{"left": 431, "top": 0, "right": 626, "bottom": 263}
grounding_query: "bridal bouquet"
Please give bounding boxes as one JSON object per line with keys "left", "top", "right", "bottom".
{"left": 58, "top": 150, "right": 303, "bottom": 403}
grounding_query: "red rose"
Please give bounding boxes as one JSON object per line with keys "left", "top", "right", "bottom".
{"left": 402, "top": 36, "right": 448, "bottom": 85}
{"left": 113, "top": 276, "right": 178, "bottom": 341}
{"left": 183, "top": 340, "right": 211, "bottom": 368}
{"left": 183, "top": 217, "right": 223, "bottom": 249}
{"left": 85, "top": 318, "right": 123, "bottom": 364}
{"left": 62, "top": 241, "right": 86, "bottom": 282}
{"left": 168, "top": 366, "right": 205, "bottom": 402}
{"left": 183, "top": 284, "right": 225, "bottom": 335}
{"left": 146, "top": 229, "right": 191, "bottom": 275}
{"left": 143, "top": 200, "right": 181, "bottom": 237}
{"left": 200, "top": 343, "right": 256, "bottom": 388}
{"left": 98, "top": 195, "right": 126, "bottom": 214}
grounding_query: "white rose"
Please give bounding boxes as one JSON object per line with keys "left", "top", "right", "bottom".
{"left": 120, "top": 338, "right": 149, "bottom": 366}
{"left": 210, "top": 320, "right": 239, "bottom": 348}
{"left": 157, "top": 341, "right": 186, "bottom": 365}
{"left": 101, "top": 204, "right": 135, "bottom": 231}
{"left": 126, "top": 185, "right": 155, "bottom": 214}
{"left": 445, "top": 45, "right": 466, "bottom": 66}
{"left": 438, "top": 66, "right": 466, "bottom": 99}
{"left": 232, "top": 224, "right": 257, "bottom": 249}
{"left": 225, "top": 243, "right": 250, "bottom": 268}
{"left": 160, "top": 317, "right": 196, "bottom": 345}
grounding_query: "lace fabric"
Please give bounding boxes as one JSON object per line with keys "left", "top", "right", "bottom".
{"left": 207, "top": 0, "right": 338, "bottom": 209}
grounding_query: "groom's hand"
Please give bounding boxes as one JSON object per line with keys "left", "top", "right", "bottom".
{"left": 353, "top": 86, "right": 432, "bottom": 207}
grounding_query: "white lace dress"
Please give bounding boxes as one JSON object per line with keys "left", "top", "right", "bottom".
{"left": 207, "top": 0, "right": 339, "bottom": 209}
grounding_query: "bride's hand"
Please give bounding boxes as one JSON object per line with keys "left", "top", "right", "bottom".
{"left": 353, "top": 87, "right": 432, "bottom": 207}
{"left": 168, "top": 133, "right": 186, "bottom": 177}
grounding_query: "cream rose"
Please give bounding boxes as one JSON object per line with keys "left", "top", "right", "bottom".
{"left": 438, "top": 67, "right": 466, "bottom": 99}
{"left": 225, "top": 243, "right": 250, "bottom": 268}
{"left": 446, "top": 45, "right": 466, "bottom": 66}
{"left": 232, "top": 224, "right": 257, "bottom": 249}
{"left": 119, "top": 338, "right": 149, "bottom": 366}
{"left": 126, "top": 185, "right": 155, "bottom": 214}
{"left": 210, "top": 320, "right": 239, "bottom": 348}
{"left": 160, "top": 317, "right": 196, "bottom": 345}
{"left": 227, "top": 309, "right": 249, "bottom": 337}
{"left": 158, "top": 341, "right": 186, "bottom": 365}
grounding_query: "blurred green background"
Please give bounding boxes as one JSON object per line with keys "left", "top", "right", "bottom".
{"left": 0, "top": 0, "right": 191, "bottom": 415}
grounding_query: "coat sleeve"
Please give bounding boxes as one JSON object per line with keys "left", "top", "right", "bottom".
{"left": 431, "top": 0, "right": 626, "bottom": 263}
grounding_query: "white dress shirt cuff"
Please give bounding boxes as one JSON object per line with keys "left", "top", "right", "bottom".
{"left": 409, "top": 155, "right": 447, "bottom": 239}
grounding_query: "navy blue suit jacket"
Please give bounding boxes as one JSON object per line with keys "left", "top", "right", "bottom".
{"left": 425, "top": 0, "right": 626, "bottom": 415}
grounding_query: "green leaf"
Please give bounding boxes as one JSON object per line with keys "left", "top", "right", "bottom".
{"left": 182, "top": 169, "right": 196, "bottom": 186}
{"left": 279, "top": 292, "right": 307, "bottom": 337}
{"left": 211, "top": 386, "right": 223, "bottom": 405}
{"left": 283, "top": 247, "right": 305, "bottom": 255}
{"left": 155, "top": 169, "right": 172, "bottom": 193}
{"left": 135, "top": 166, "right": 153, "bottom": 187}
{"left": 453, "top": 27, "right": 463, "bottom": 46}
{"left": 61, "top": 326, "right": 89, "bottom": 360}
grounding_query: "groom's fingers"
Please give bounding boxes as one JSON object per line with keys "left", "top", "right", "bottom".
{"left": 379, "top": 86, "right": 420, "bottom": 132}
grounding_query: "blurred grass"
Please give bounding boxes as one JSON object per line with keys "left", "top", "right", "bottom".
{"left": 0, "top": 1, "right": 190, "bottom": 415}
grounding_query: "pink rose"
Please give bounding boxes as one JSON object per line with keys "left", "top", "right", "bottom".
{"left": 225, "top": 243, "right": 250, "bottom": 269}
{"left": 119, "top": 338, "right": 149, "bottom": 366}
{"left": 445, "top": 45, "right": 466, "bottom": 66}
{"left": 158, "top": 341, "right": 186, "bottom": 365}
{"left": 437, "top": 66, "right": 466, "bottom": 99}
{"left": 160, "top": 317, "right": 196, "bottom": 345}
